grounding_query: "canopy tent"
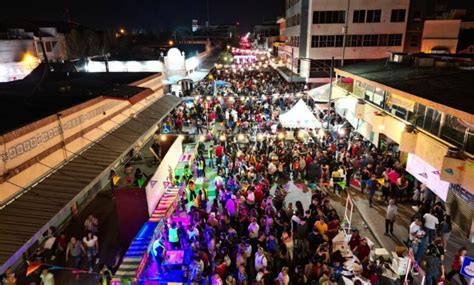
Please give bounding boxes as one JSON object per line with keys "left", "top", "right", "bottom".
{"left": 279, "top": 99, "right": 322, "bottom": 129}
{"left": 308, "top": 82, "right": 351, "bottom": 103}
{"left": 308, "top": 83, "right": 331, "bottom": 103}
{"left": 186, "top": 69, "right": 210, "bottom": 82}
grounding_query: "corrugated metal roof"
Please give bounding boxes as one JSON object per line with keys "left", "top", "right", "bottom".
{"left": 0, "top": 95, "right": 181, "bottom": 271}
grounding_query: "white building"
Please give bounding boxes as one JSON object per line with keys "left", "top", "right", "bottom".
{"left": 281, "top": 0, "right": 409, "bottom": 83}
{"left": 0, "top": 27, "right": 68, "bottom": 82}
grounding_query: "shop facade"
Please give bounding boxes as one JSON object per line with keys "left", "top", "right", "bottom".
{"left": 333, "top": 62, "right": 474, "bottom": 239}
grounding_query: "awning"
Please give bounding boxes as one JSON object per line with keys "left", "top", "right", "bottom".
{"left": 308, "top": 83, "right": 331, "bottom": 103}
{"left": 186, "top": 69, "right": 210, "bottom": 83}
{"left": 308, "top": 82, "right": 348, "bottom": 103}
{"left": 163, "top": 75, "right": 185, "bottom": 85}
{"left": 0, "top": 95, "right": 181, "bottom": 272}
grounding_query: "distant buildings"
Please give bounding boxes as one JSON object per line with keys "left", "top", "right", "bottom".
{"left": 276, "top": 0, "right": 474, "bottom": 83}
{"left": 0, "top": 26, "right": 68, "bottom": 82}
{"left": 253, "top": 22, "right": 280, "bottom": 50}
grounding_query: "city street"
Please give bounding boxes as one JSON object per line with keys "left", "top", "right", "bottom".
{"left": 1, "top": 2, "right": 473, "bottom": 283}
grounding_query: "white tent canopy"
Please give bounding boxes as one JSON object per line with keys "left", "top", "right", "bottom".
{"left": 308, "top": 83, "right": 331, "bottom": 103}
{"left": 279, "top": 99, "right": 322, "bottom": 129}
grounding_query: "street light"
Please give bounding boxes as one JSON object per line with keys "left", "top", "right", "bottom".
{"left": 168, "top": 40, "right": 174, "bottom": 46}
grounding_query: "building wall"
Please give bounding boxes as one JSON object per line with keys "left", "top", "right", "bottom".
{"left": 332, "top": 80, "right": 474, "bottom": 196}
{"left": 0, "top": 40, "right": 38, "bottom": 63}
{"left": 421, "top": 20, "right": 461, "bottom": 54}
{"left": 285, "top": 0, "right": 409, "bottom": 81}
{"left": 307, "top": 0, "right": 408, "bottom": 59}
{"left": 0, "top": 75, "right": 164, "bottom": 205}
{"left": 0, "top": 30, "right": 68, "bottom": 82}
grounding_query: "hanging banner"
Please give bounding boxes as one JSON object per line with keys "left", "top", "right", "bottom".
{"left": 406, "top": 153, "right": 449, "bottom": 201}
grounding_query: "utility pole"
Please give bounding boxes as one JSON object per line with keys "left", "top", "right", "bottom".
{"left": 341, "top": 0, "right": 350, "bottom": 67}
{"left": 206, "top": 0, "right": 210, "bottom": 39}
{"left": 102, "top": 48, "right": 109, "bottom": 73}
{"left": 290, "top": 48, "right": 294, "bottom": 87}
{"left": 327, "top": 56, "right": 334, "bottom": 130}
{"left": 37, "top": 33, "right": 51, "bottom": 71}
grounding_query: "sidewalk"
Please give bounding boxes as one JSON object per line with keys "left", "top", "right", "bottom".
{"left": 346, "top": 187, "right": 474, "bottom": 271}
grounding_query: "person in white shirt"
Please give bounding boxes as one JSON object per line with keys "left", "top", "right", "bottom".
{"left": 423, "top": 209, "right": 439, "bottom": 243}
{"left": 385, "top": 199, "right": 397, "bottom": 236}
{"left": 409, "top": 218, "right": 425, "bottom": 242}
{"left": 277, "top": 267, "right": 290, "bottom": 285}
{"left": 83, "top": 232, "right": 99, "bottom": 271}
{"left": 248, "top": 218, "right": 260, "bottom": 239}
{"left": 254, "top": 247, "right": 267, "bottom": 272}
{"left": 409, "top": 217, "right": 426, "bottom": 262}
{"left": 40, "top": 268, "right": 54, "bottom": 285}
{"left": 187, "top": 224, "right": 200, "bottom": 242}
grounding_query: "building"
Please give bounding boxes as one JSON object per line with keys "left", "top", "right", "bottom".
{"left": 0, "top": 65, "right": 180, "bottom": 273}
{"left": 403, "top": 0, "right": 450, "bottom": 53}
{"left": 254, "top": 22, "right": 280, "bottom": 50}
{"left": 420, "top": 19, "right": 461, "bottom": 54}
{"left": 0, "top": 22, "right": 71, "bottom": 82}
{"left": 457, "top": 21, "right": 474, "bottom": 54}
{"left": 279, "top": 0, "right": 409, "bottom": 83}
{"left": 277, "top": 17, "right": 286, "bottom": 42}
{"left": 332, "top": 53, "right": 474, "bottom": 238}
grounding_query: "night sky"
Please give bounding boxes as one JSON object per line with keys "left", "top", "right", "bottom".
{"left": 0, "top": 0, "right": 285, "bottom": 33}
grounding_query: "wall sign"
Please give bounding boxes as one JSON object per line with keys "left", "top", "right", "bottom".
{"left": 450, "top": 184, "right": 474, "bottom": 206}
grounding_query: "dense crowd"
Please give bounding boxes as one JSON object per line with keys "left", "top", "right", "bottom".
{"left": 5, "top": 53, "right": 467, "bottom": 285}
{"left": 158, "top": 63, "right": 468, "bottom": 285}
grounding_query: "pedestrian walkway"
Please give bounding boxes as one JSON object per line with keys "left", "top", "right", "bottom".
{"left": 347, "top": 187, "right": 474, "bottom": 272}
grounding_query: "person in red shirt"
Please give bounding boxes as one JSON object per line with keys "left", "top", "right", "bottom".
{"left": 446, "top": 247, "right": 468, "bottom": 285}
{"left": 215, "top": 144, "right": 224, "bottom": 165}
{"left": 354, "top": 238, "right": 371, "bottom": 264}
{"left": 348, "top": 230, "right": 361, "bottom": 251}
{"left": 254, "top": 185, "right": 264, "bottom": 205}
{"left": 215, "top": 259, "right": 227, "bottom": 278}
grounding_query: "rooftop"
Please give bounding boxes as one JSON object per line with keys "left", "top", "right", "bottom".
{"left": 336, "top": 57, "right": 474, "bottom": 115}
{"left": 0, "top": 95, "right": 181, "bottom": 272}
{"left": 0, "top": 63, "right": 157, "bottom": 135}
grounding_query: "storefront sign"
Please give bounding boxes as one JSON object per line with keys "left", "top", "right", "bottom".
{"left": 449, "top": 184, "right": 474, "bottom": 206}
{"left": 460, "top": 256, "right": 474, "bottom": 278}
{"left": 406, "top": 153, "right": 449, "bottom": 201}
{"left": 386, "top": 93, "right": 415, "bottom": 112}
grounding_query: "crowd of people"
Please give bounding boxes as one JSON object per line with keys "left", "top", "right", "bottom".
{"left": 5, "top": 50, "right": 468, "bottom": 285}
{"left": 1, "top": 213, "right": 113, "bottom": 285}
{"left": 155, "top": 58, "right": 469, "bottom": 285}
